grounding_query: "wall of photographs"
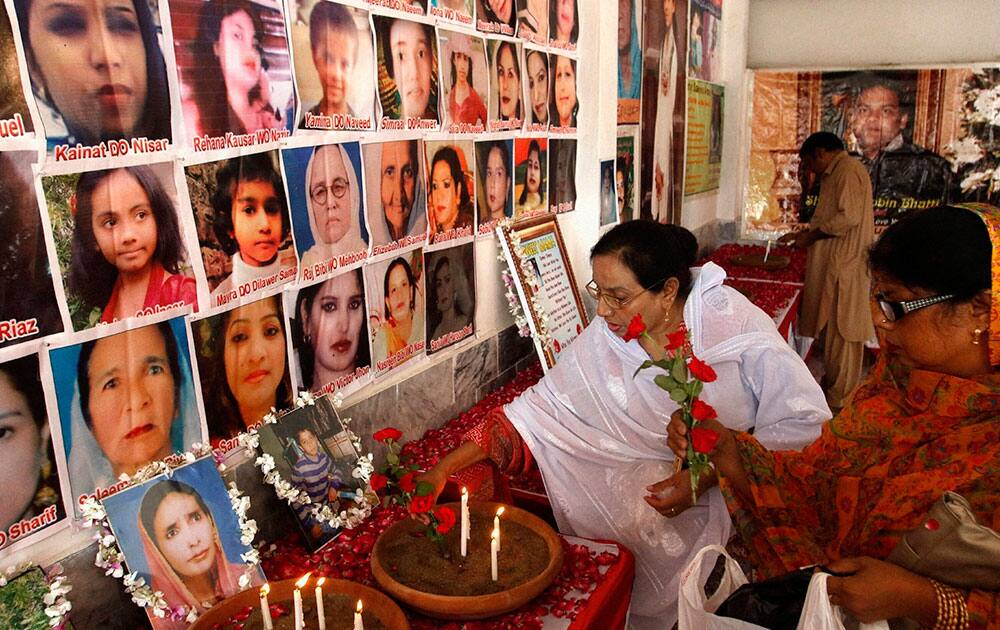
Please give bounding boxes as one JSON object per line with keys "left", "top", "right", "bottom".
{"left": 0, "top": 0, "right": 585, "bottom": 562}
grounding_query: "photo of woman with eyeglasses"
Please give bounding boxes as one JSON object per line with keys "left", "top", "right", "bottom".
{"left": 366, "top": 252, "right": 425, "bottom": 372}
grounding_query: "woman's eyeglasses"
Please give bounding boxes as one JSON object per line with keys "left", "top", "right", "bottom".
{"left": 585, "top": 278, "right": 663, "bottom": 310}
{"left": 309, "top": 178, "right": 349, "bottom": 205}
{"left": 874, "top": 292, "right": 954, "bottom": 322}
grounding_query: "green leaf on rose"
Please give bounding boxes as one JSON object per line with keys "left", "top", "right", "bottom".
{"left": 691, "top": 380, "right": 704, "bottom": 398}
{"left": 633, "top": 360, "right": 655, "bottom": 377}
{"left": 671, "top": 359, "right": 688, "bottom": 382}
{"left": 387, "top": 451, "right": 399, "bottom": 466}
{"left": 669, "top": 388, "right": 688, "bottom": 403}
{"left": 415, "top": 481, "right": 436, "bottom": 496}
{"left": 654, "top": 374, "right": 679, "bottom": 391}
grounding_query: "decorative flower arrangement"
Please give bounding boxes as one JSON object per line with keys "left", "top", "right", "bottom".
{"left": 497, "top": 218, "right": 553, "bottom": 346}
{"left": 945, "top": 67, "right": 1000, "bottom": 201}
{"left": 80, "top": 445, "right": 259, "bottom": 624}
{"left": 624, "top": 314, "right": 719, "bottom": 502}
{"left": 369, "top": 428, "right": 457, "bottom": 554}
{"left": 0, "top": 562, "right": 72, "bottom": 628}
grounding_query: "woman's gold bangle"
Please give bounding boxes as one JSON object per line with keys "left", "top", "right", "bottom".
{"left": 930, "top": 579, "right": 968, "bottom": 630}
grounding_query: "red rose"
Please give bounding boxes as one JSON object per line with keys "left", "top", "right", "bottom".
{"left": 370, "top": 473, "right": 388, "bottom": 491}
{"left": 409, "top": 494, "right": 434, "bottom": 515}
{"left": 398, "top": 472, "right": 417, "bottom": 493}
{"left": 690, "top": 398, "right": 718, "bottom": 421}
{"left": 688, "top": 356, "right": 717, "bottom": 383}
{"left": 373, "top": 427, "right": 403, "bottom": 443}
{"left": 665, "top": 330, "right": 687, "bottom": 352}
{"left": 433, "top": 506, "right": 456, "bottom": 534}
{"left": 690, "top": 427, "right": 721, "bottom": 453}
{"left": 623, "top": 314, "right": 647, "bottom": 341}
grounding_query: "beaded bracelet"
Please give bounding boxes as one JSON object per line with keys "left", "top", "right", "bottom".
{"left": 931, "top": 579, "right": 969, "bottom": 630}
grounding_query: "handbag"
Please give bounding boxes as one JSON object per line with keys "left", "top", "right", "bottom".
{"left": 887, "top": 491, "right": 1000, "bottom": 590}
{"left": 713, "top": 566, "right": 814, "bottom": 630}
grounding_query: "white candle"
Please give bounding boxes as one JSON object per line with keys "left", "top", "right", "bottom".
{"left": 293, "top": 574, "right": 311, "bottom": 630}
{"left": 315, "top": 577, "right": 326, "bottom": 630}
{"left": 493, "top": 507, "right": 504, "bottom": 551}
{"left": 259, "top": 584, "right": 273, "bottom": 630}
{"left": 763, "top": 239, "right": 773, "bottom": 263}
{"left": 460, "top": 487, "right": 469, "bottom": 557}
{"left": 490, "top": 526, "right": 499, "bottom": 581}
{"left": 354, "top": 599, "right": 364, "bottom": 630}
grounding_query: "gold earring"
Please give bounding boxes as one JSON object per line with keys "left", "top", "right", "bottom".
{"left": 972, "top": 328, "right": 983, "bottom": 345}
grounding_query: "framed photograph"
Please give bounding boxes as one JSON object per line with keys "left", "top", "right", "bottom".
{"left": 497, "top": 216, "right": 587, "bottom": 370}
{"left": 0, "top": 566, "right": 73, "bottom": 630}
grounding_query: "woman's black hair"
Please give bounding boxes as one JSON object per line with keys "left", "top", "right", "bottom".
{"left": 293, "top": 269, "right": 370, "bottom": 390}
{"left": 590, "top": 221, "right": 698, "bottom": 296}
{"left": 548, "top": 56, "right": 578, "bottom": 127}
{"left": 210, "top": 153, "right": 290, "bottom": 256}
{"left": 68, "top": 166, "right": 185, "bottom": 314}
{"left": 12, "top": 0, "right": 171, "bottom": 144}
{"left": 869, "top": 205, "right": 991, "bottom": 301}
{"left": 379, "top": 17, "right": 438, "bottom": 118}
{"left": 479, "top": 0, "right": 515, "bottom": 29}
{"left": 550, "top": 139, "right": 577, "bottom": 208}
{"left": 384, "top": 257, "right": 417, "bottom": 317}
{"left": 77, "top": 321, "right": 182, "bottom": 428}
{"left": 549, "top": 0, "right": 579, "bottom": 44}
{"left": 431, "top": 146, "right": 471, "bottom": 221}
{"left": 0, "top": 354, "right": 47, "bottom": 429}
{"left": 189, "top": 0, "right": 265, "bottom": 138}
{"left": 450, "top": 52, "right": 475, "bottom": 89}
{"left": 309, "top": 1, "right": 358, "bottom": 56}
{"left": 494, "top": 41, "right": 522, "bottom": 121}
{"left": 139, "top": 480, "right": 213, "bottom": 549}
{"left": 517, "top": 140, "right": 544, "bottom": 206}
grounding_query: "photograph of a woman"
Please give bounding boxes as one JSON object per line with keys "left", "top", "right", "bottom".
{"left": 549, "top": 0, "right": 577, "bottom": 48}
{"left": 550, "top": 54, "right": 578, "bottom": 129}
{"left": 102, "top": 457, "right": 264, "bottom": 630}
{"left": 192, "top": 294, "right": 292, "bottom": 445}
{"left": 0, "top": 352, "right": 64, "bottom": 550}
{"left": 43, "top": 164, "right": 197, "bottom": 331}
{"left": 0, "top": 2, "right": 34, "bottom": 135}
{"left": 431, "top": 0, "right": 472, "bottom": 22}
{"left": 12, "top": 0, "right": 171, "bottom": 151}
{"left": 474, "top": 139, "right": 513, "bottom": 228}
{"left": 291, "top": 268, "right": 371, "bottom": 395}
{"left": 524, "top": 49, "right": 549, "bottom": 128}
{"left": 516, "top": 0, "right": 547, "bottom": 43}
{"left": 362, "top": 140, "right": 428, "bottom": 249}
{"left": 427, "top": 142, "right": 475, "bottom": 238}
{"left": 48, "top": 317, "right": 202, "bottom": 516}
{"left": 549, "top": 138, "right": 577, "bottom": 213}
{"left": 365, "top": 252, "right": 425, "bottom": 371}
{"left": 425, "top": 244, "right": 475, "bottom": 353}
{"left": 489, "top": 39, "right": 523, "bottom": 128}
{"left": 514, "top": 137, "right": 547, "bottom": 218}
{"left": 476, "top": 0, "right": 515, "bottom": 35}
{"left": 171, "top": 0, "right": 295, "bottom": 141}
{"left": 373, "top": 15, "right": 439, "bottom": 123}
{"left": 283, "top": 142, "right": 368, "bottom": 277}
{"left": 439, "top": 30, "right": 487, "bottom": 131}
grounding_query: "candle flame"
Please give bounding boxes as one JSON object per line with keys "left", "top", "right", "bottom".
{"left": 261, "top": 583, "right": 270, "bottom": 596}
{"left": 356, "top": 600, "right": 363, "bottom": 613}
{"left": 295, "top": 573, "right": 312, "bottom": 589}
{"left": 317, "top": 577, "right": 326, "bottom": 587}
{"left": 496, "top": 507, "right": 505, "bottom": 517}
{"left": 461, "top": 486, "right": 468, "bottom": 495}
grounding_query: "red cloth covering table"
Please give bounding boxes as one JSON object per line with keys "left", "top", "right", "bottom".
{"left": 697, "top": 242, "right": 807, "bottom": 285}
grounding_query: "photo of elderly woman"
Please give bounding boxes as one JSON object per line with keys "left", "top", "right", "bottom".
{"left": 291, "top": 0, "right": 375, "bottom": 131}
{"left": 438, "top": 29, "right": 488, "bottom": 133}
{"left": 524, "top": 49, "right": 549, "bottom": 130}
{"left": 0, "top": 3, "right": 33, "bottom": 138}
{"left": 516, "top": 0, "right": 547, "bottom": 43}
{"left": 474, "top": 139, "right": 513, "bottom": 231}
{"left": 549, "top": 138, "right": 577, "bottom": 213}
{"left": 550, "top": 54, "right": 578, "bottom": 130}
{"left": 426, "top": 140, "right": 475, "bottom": 242}
{"left": 476, "top": 0, "right": 515, "bottom": 35}
{"left": 101, "top": 456, "right": 264, "bottom": 629}
{"left": 48, "top": 317, "right": 202, "bottom": 517}
{"left": 0, "top": 152, "right": 63, "bottom": 347}
{"left": 514, "top": 137, "right": 547, "bottom": 218}
{"left": 283, "top": 142, "right": 368, "bottom": 280}
{"left": 425, "top": 244, "right": 474, "bottom": 353}
{"left": 362, "top": 140, "right": 428, "bottom": 252}
{"left": 373, "top": 15, "right": 439, "bottom": 125}
{"left": 192, "top": 293, "right": 292, "bottom": 447}
{"left": 169, "top": 0, "right": 295, "bottom": 144}
{"left": 12, "top": 0, "right": 171, "bottom": 152}
{"left": 488, "top": 39, "right": 524, "bottom": 131}
{"left": 43, "top": 163, "right": 197, "bottom": 332}
{"left": 0, "top": 352, "right": 64, "bottom": 551}
{"left": 184, "top": 151, "right": 296, "bottom": 307}
{"left": 290, "top": 268, "right": 371, "bottom": 396}
{"left": 549, "top": 0, "right": 577, "bottom": 49}
{"left": 364, "top": 251, "right": 425, "bottom": 373}
{"left": 255, "top": 395, "right": 361, "bottom": 550}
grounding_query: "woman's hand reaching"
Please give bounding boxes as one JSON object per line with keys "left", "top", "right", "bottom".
{"left": 643, "top": 467, "right": 717, "bottom": 518}
{"left": 825, "top": 557, "right": 938, "bottom": 626}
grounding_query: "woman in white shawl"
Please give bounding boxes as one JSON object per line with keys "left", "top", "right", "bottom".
{"left": 419, "top": 221, "right": 830, "bottom": 629}
{"left": 301, "top": 144, "right": 368, "bottom": 270}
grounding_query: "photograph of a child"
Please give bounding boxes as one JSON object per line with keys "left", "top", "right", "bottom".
{"left": 364, "top": 250, "right": 425, "bottom": 371}
{"left": 184, "top": 151, "right": 297, "bottom": 307}
{"left": 48, "top": 317, "right": 203, "bottom": 516}
{"left": 362, "top": 140, "right": 428, "bottom": 249}
{"left": 373, "top": 15, "right": 439, "bottom": 124}
{"left": 291, "top": 0, "right": 375, "bottom": 130}
{"left": 168, "top": 0, "right": 296, "bottom": 142}
{"left": 255, "top": 394, "right": 361, "bottom": 550}
{"left": 101, "top": 456, "right": 264, "bottom": 629}
{"left": 438, "top": 29, "right": 488, "bottom": 132}
{"left": 425, "top": 244, "right": 474, "bottom": 353}
{"left": 514, "top": 137, "right": 546, "bottom": 219}
{"left": 475, "top": 139, "right": 513, "bottom": 228}
{"left": 191, "top": 293, "right": 293, "bottom": 447}
{"left": 425, "top": 140, "right": 476, "bottom": 239}
{"left": 43, "top": 163, "right": 197, "bottom": 332}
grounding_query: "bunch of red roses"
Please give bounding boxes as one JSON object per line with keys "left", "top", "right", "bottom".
{"left": 624, "top": 314, "right": 720, "bottom": 503}
{"left": 369, "top": 428, "right": 457, "bottom": 550}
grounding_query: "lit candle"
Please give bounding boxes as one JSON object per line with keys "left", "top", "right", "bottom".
{"left": 315, "top": 577, "right": 326, "bottom": 630}
{"left": 259, "top": 583, "right": 273, "bottom": 630}
{"left": 294, "top": 573, "right": 311, "bottom": 630}
{"left": 460, "top": 487, "right": 469, "bottom": 557}
{"left": 494, "top": 507, "right": 505, "bottom": 551}
{"left": 354, "top": 599, "right": 364, "bottom": 630}
{"left": 491, "top": 526, "right": 499, "bottom": 581}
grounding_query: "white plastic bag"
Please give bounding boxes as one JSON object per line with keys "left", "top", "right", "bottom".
{"left": 797, "top": 571, "right": 890, "bottom": 630}
{"left": 677, "top": 544, "right": 769, "bottom": 630}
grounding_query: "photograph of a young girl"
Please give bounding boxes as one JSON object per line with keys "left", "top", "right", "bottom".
{"left": 290, "top": 268, "right": 371, "bottom": 396}
{"left": 474, "top": 139, "right": 513, "bottom": 229}
{"left": 373, "top": 15, "right": 439, "bottom": 123}
{"left": 184, "top": 151, "right": 296, "bottom": 307}
{"left": 169, "top": 0, "right": 296, "bottom": 142}
{"left": 425, "top": 244, "right": 475, "bottom": 353}
{"left": 48, "top": 316, "right": 203, "bottom": 516}
{"left": 438, "top": 29, "right": 488, "bottom": 132}
{"left": 101, "top": 456, "right": 264, "bottom": 630}
{"left": 364, "top": 250, "right": 425, "bottom": 371}
{"left": 44, "top": 163, "right": 197, "bottom": 331}
{"left": 0, "top": 351, "right": 65, "bottom": 551}
{"left": 192, "top": 293, "right": 292, "bottom": 447}
{"left": 12, "top": 0, "right": 171, "bottom": 151}
{"left": 282, "top": 142, "right": 368, "bottom": 276}
{"left": 514, "top": 137, "right": 547, "bottom": 218}
{"left": 425, "top": 140, "right": 476, "bottom": 239}
{"left": 255, "top": 395, "right": 361, "bottom": 550}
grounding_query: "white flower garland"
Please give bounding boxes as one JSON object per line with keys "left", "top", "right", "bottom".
{"left": 0, "top": 562, "right": 72, "bottom": 628}
{"left": 80, "top": 444, "right": 260, "bottom": 625}
{"left": 243, "top": 391, "right": 377, "bottom": 531}
{"left": 497, "top": 219, "right": 553, "bottom": 348}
